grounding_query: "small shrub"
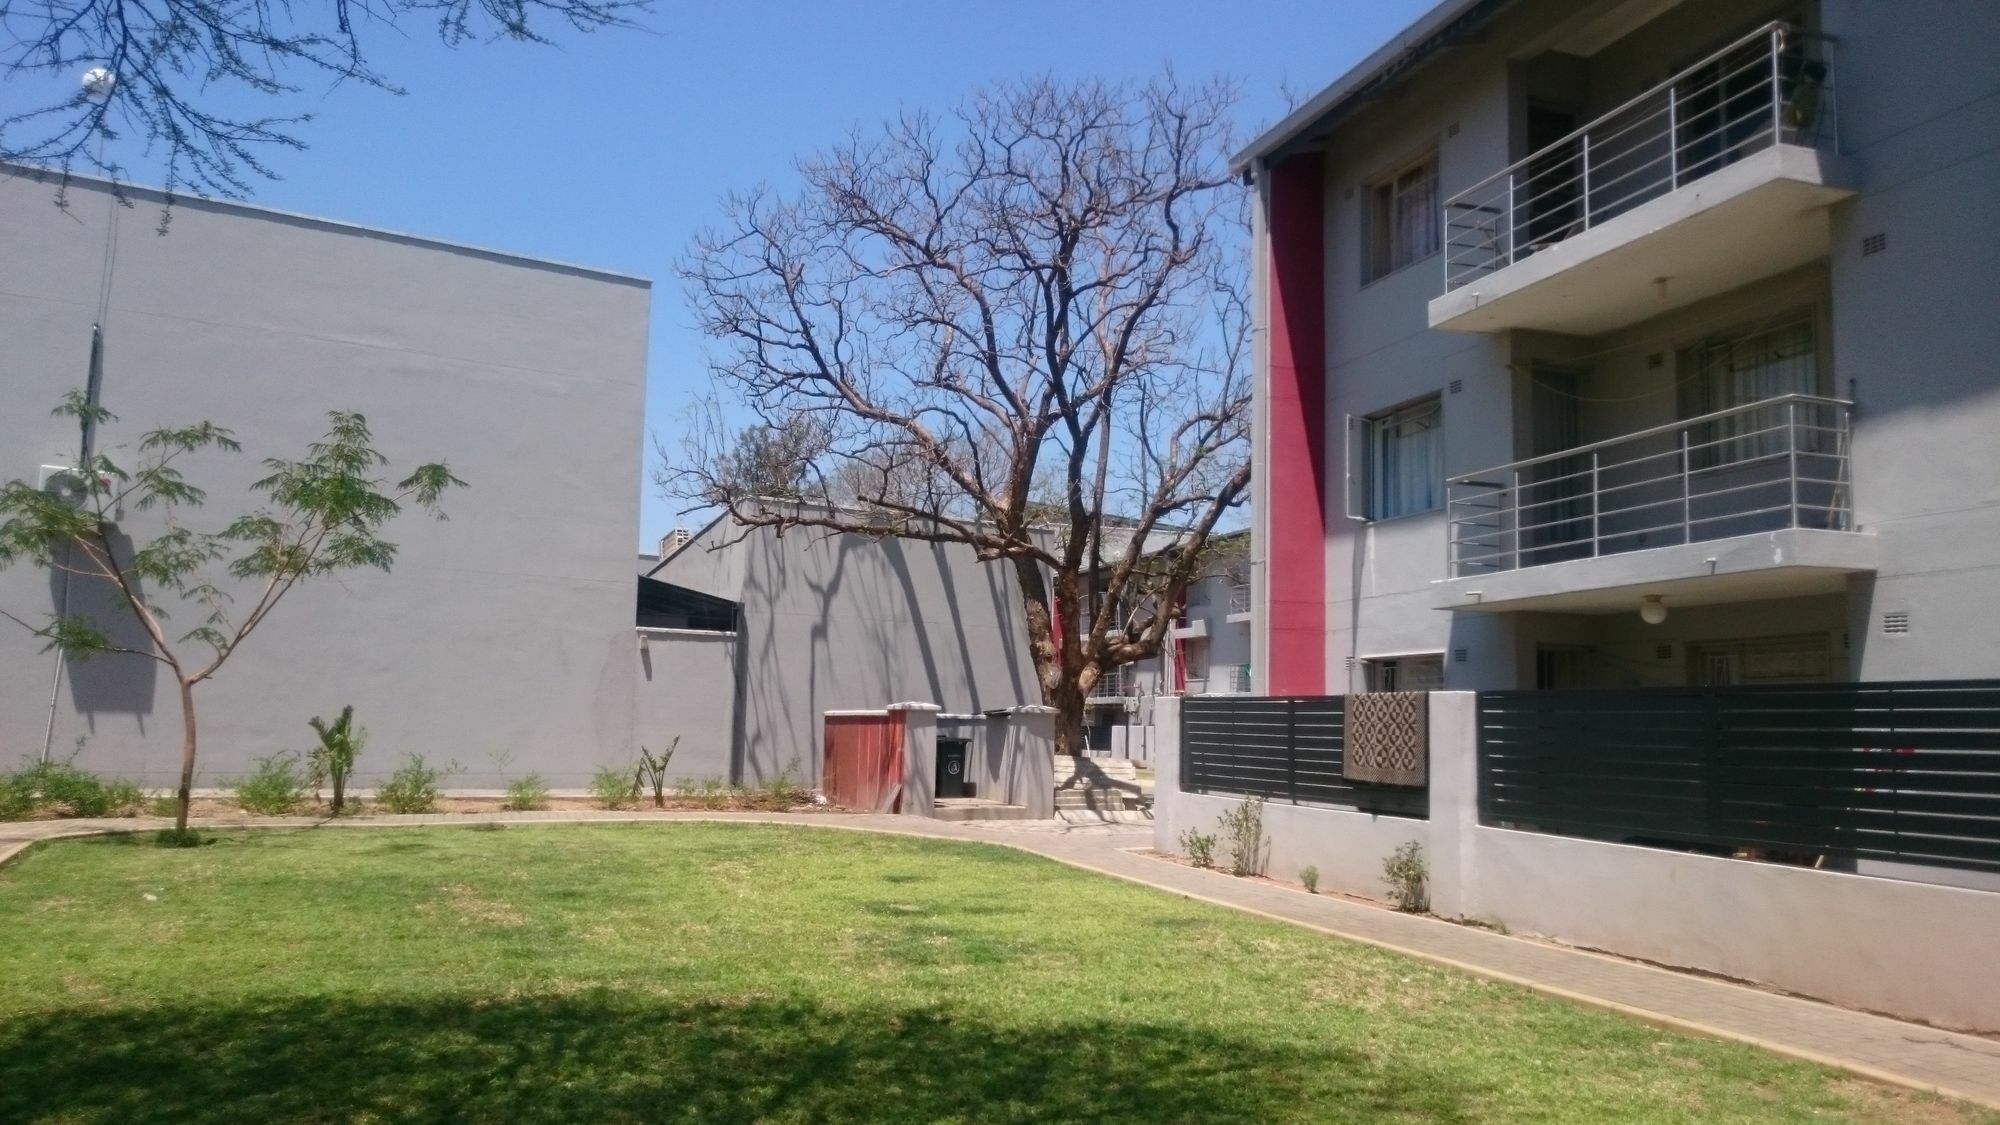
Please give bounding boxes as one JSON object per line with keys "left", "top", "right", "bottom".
{"left": 679, "top": 776, "right": 729, "bottom": 811}
{"left": 0, "top": 759, "right": 140, "bottom": 819}
{"left": 231, "top": 752, "right": 308, "bottom": 816}
{"left": 307, "top": 706, "right": 366, "bottom": 815}
{"left": 1383, "top": 840, "right": 1429, "bottom": 913}
{"left": 376, "top": 754, "right": 453, "bottom": 815}
{"left": 755, "top": 758, "right": 807, "bottom": 809}
{"left": 154, "top": 827, "right": 205, "bottom": 848}
{"left": 1300, "top": 865, "right": 1320, "bottom": 894}
{"left": 1217, "top": 795, "right": 1266, "bottom": 877}
{"left": 637, "top": 738, "right": 679, "bottom": 808}
{"left": 591, "top": 764, "right": 638, "bottom": 809}
{"left": 145, "top": 794, "right": 179, "bottom": 818}
{"left": 506, "top": 774, "right": 550, "bottom": 811}
{"left": 0, "top": 773, "right": 33, "bottom": 820}
{"left": 1179, "top": 827, "right": 1218, "bottom": 869}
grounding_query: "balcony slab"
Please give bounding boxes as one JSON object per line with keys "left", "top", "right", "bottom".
{"left": 1431, "top": 145, "right": 1854, "bottom": 335}
{"left": 1435, "top": 527, "right": 1877, "bottom": 614}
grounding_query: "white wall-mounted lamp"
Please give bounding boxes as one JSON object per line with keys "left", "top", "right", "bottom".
{"left": 1639, "top": 595, "right": 1668, "bottom": 626}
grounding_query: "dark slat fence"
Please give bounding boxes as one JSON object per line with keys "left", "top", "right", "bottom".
{"left": 1182, "top": 696, "right": 1428, "bottom": 818}
{"left": 1479, "top": 680, "right": 2000, "bottom": 874}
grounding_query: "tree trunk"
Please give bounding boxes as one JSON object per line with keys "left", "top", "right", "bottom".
{"left": 331, "top": 768, "right": 346, "bottom": 816}
{"left": 1050, "top": 675, "right": 1085, "bottom": 757}
{"left": 174, "top": 679, "right": 198, "bottom": 832}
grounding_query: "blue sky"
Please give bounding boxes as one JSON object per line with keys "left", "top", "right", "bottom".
{"left": 22, "top": 0, "right": 1432, "bottom": 548}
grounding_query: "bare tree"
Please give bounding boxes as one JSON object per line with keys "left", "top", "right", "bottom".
{"left": 1, "top": 0, "right": 645, "bottom": 199}
{"left": 663, "top": 74, "right": 1251, "bottom": 753}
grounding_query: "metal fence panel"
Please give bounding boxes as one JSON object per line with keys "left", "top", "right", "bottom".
{"left": 1477, "top": 680, "right": 2000, "bottom": 874}
{"left": 1182, "top": 696, "right": 1428, "bottom": 818}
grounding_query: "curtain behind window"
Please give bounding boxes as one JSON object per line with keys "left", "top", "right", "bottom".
{"left": 1371, "top": 398, "right": 1443, "bottom": 518}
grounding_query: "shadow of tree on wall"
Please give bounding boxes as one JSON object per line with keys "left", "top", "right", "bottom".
{"left": 0, "top": 994, "right": 1478, "bottom": 1123}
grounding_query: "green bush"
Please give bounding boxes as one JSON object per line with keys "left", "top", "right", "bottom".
{"left": 1217, "top": 795, "right": 1266, "bottom": 877}
{"left": 1299, "top": 865, "right": 1320, "bottom": 894}
{"left": 231, "top": 752, "right": 308, "bottom": 816}
{"left": 1382, "top": 841, "right": 1429, "bottom": 913}
{"left": 590, "top": 764, "right": 638, "bottom": 810}
{"left": 754, "top": 758, "right": 808, "bottom": 809}
{"left": 0, "top": 760, "right": 141, "bottom": 819}
{"left": 677, "top": 776, "right": 729, "bottom": 811}
{"left": 1179, "top": 828, "right": 1217, "bottom": 869}
{"left": 307, "top": 706, "right": 365, "bottom": 816}
{"left": 376, "top": 755, "right": 452, "bottom": 815}
{"left": 636, "top": 738, "right": 678, "bottom": 808}
{"left": 145, "top": 794, "right": 179, "bottom": 818}
{"left": 506, "top": 774, "right": 550, "bottom": 812}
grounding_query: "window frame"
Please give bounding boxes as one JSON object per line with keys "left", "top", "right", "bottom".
{"left": 1365, "top": 654, "right": 1445, "bottom": 693}
{"left": 1364, "top": 394, "right": 1446, "bottom": 521}
{"left": 1363, "top": 148, "right": 1442, "bottom": 283}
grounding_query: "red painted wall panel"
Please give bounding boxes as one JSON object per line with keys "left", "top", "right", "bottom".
{"left": 1264, "top": 156, "right": 1329, "bottom": 695}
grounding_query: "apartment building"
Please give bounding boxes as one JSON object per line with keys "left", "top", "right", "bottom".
{"left": 1083, "top": 531, "right": 1253, "bottom": 756}
{"left": 1241, "top": 0, "right": 2000, "bottom": 694}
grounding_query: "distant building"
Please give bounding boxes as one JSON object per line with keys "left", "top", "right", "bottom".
{"left": 639, "top": 503, "right": 1037, "bottom": 783}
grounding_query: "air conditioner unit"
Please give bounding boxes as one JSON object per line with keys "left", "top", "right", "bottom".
{"left": 36, "top": 464, "right": 110, "bottom": 505}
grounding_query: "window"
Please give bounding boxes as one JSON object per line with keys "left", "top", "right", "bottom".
{"left": 1678, "top": 315, "right": 1820, "bottom": 463}
{"left": 1366, "top": 152, "right": 1440, "bottom": 281}
{"left": 1367, "top": 397, "right": 1444, "bottom": 519}
{"left": 1366, "top": 655, "right": 1444, "bottom": 692}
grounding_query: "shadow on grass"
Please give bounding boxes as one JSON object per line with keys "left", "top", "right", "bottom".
{"left": 1, "top": 994, "right": 1478, "bottom": 1124}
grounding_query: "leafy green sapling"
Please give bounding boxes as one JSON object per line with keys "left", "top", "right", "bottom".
{"left": 0, "top": 394, "right": 463, "bottom": 832}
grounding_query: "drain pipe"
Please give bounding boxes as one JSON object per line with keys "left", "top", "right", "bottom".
{"left": 39, "top": 323, "right": 108, "bottom": 763}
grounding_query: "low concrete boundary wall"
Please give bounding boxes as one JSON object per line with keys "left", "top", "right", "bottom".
{"left": 1152, "top": 692, "right": 2000, "bottom": 1032}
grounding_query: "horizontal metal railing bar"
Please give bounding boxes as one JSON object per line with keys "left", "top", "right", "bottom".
{"left": 1445, "top": 21, "right": 1794, "bottom": 207}
{"left": 1449, "top": 395, "right": 1849, "bottom": 481}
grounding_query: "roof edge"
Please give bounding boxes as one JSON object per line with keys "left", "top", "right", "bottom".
{"left": 1, "top": 162, "right": 651, "bottom": 288}
{"left": 1231, "top": 0, "right": 1514, "bottom": 171}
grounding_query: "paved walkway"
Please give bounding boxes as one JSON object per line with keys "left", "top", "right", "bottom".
{"left": 5, "top": 810, "right": 1998, "bottom": 1109}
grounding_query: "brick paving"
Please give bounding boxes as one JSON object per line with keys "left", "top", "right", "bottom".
{"left": 5, "top": 810, "right": 1997, "bottom": 1108}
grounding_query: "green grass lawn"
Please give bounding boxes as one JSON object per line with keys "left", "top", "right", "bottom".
{"left": 0, "top": 824, "right": 1989, "bottom": 1124}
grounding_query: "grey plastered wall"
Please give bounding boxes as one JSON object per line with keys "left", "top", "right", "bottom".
{"left": 1157, "top": 693, "right": 2000, "bottom": 1031}
{"left": 1818, "top": 0, "right": 2000, "bottom": 679}
{"left": 0, "top": 171, "right": 650, "bottom": 789}
{"left": 634, "top": 630, "right": 740, "bottom": 783}
{"left": 652, "top": 513, "right": 1037, "bottom": 784}
{"left": 1152, "top": 694, "right": 1432, "bottom": 897}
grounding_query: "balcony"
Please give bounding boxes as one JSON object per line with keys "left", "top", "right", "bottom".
{"left": 1431, "top": 22, "right": 1851, "bottom": 335}
{"left": 1438, "top": 395, "right": 1876, "bottom": 613}
{"left": 1085, "top": 665, "right": 1132, "bottom": 702}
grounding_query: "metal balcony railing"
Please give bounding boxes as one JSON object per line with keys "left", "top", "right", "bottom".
{"left": 1227, "top": 583, "right": 1250, "bottom": 614}
{"left": 1443, "top": 21, "right": 1837, "bottom": 291}
{"left": 1228, "top": 664, "right": 1253, "bottom": 694}
{"left": 1086, "top": 666, "right": 1131, "bottom": 700}
{"left": 1447, "top": 394, "right": 1853, "bottom": 578}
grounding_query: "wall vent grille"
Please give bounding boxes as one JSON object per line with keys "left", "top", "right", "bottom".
{"left": 1449, "top": 379, "right": 1464, "bottom": 394}
{"left": 1453, "top": 648, "right": 1468, "bottom": 663}
{"left": 1883, "top": 611, "right": 1911, "bottom": 635}
{"left": 1862, "top": 232, "right": 1887, "bottom": 256}
{"left": 1655, "top": 644, "right": 1673, "bottom": 660}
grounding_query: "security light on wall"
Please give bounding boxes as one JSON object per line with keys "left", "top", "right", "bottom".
{"left": 1639, "top": 596, "right": 1668, "bottom": 626}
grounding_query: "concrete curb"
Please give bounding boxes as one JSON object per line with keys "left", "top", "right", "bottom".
{"left": 2, "top": 812, "right": 1994, "bottom": 1111}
